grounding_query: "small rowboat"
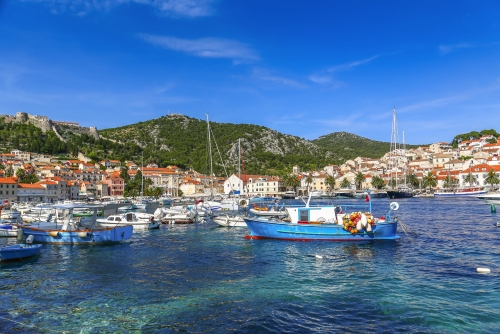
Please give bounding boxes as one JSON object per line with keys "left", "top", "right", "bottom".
{"left": 0, "top": 235, "right": 42, "bottom": 261}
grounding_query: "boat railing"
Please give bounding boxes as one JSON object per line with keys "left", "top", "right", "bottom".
{"left": 284, "top": 201, "right": 374, "bottom": 214}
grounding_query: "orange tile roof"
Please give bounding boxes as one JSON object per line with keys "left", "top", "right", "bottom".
{"left": 0, "top": 177, "right": 17, "bottom": 184}
{"left": 18, "top": 183, "right": 45, "bottom": 189}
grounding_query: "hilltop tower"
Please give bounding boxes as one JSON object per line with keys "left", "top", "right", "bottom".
{"left": 89, "top": 127, "right": 99, "bottom": 140}
{"left": 16, "top": 112, "right": 28, "bottom": 123}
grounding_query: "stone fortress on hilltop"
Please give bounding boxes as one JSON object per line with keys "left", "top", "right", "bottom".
{"left": 2, "top": 112, "right": 100, "bottom": 141}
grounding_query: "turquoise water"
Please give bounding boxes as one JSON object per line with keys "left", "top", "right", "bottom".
{"left": 1, "top": 198, "right": 500, "bottom": 333}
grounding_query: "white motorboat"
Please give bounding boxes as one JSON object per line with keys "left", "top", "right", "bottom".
{"left": 197, "top": 199, "right": 239, "bottom": 211}
{"left": 434, "top": 187, "right": 487, "bottom": 197}
{"left": 213, "top": 214, "right": 247, "bottom": 227}
{"left": 281, "top": 191, "right": 296, "bottom": 199}
{"left": 0, "top": 221, "right": 21, "bottom": 237}
{"left": 309, "top": 191, "right": 323, "bottom": 198}
{"left": 154, "top": 206, "right": 199, "bottom": 224}
{"left": 476, "top": 192, "right": 500, "bottom": 204}
{"left": 96, "top": 212, "right": 160, "bottom": 230}
{"left": 0, "top": 209, "right": 21, "bottom": 220}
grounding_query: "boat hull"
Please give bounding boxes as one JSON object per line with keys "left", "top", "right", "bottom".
{"left": 19, "top": 225, "right": 133, "bottom": 244}
{"left": 213, "top": 215, "right": 247, "bottom": 227}
{"left": 386, "top": 190, "right": 413, "bottom": 199}
{"left": 434, "top": 189, "right": 488, "bottom": 197}
{"left": 1, "top": 244, "right": 42, "bottom": 261}
{"left": 243, "top": 218, "right": 399, "bottom": 241}
{"left": 249, "top": 208, "right": 286, "bottom": 216}
{"left": 0, "top": 224, "right": 19, "bottom": 237}
{"left": 99, "top": 222, "right": 160, "bottom": 230}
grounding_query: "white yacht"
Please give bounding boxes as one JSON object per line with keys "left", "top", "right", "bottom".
{"left": 97, "top": 212, "right": 160, "bottom": 230}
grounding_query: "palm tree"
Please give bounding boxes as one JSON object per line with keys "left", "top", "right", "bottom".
{"left": 354, "top": 172, "right": 365, "bottom": 190}
{"left": 485, "top": 169, "right": 500, "bottom": 190}
{"left": 340, "top": 178, "right": 351, "bottom": 189}
{"left": 464, "top": 172, "right": 476, "bottom": 186}
{"left": 371, "top": 175, "right": 385, "bottom": 189}
{"left": 15, "top": 168, "right": 26, "bottom": 179}
{"left": 283, "top": 174, "right": 300, "bottom": 192}
{"left": 5, "top": 165, "right": 13, "bottom": 177}
{"left": 407, "top": 174, "right": 420, "bottom": 189}
{"left": 305, "top": 174, "right": 313, "bottom": 193}
{"left": 422, "top": 172, "right": 437, "bottom": 192}
{"left": 325, "top": 175, "right": 336, "bottom": 193}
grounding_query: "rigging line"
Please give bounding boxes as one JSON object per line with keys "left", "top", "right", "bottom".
{"left": 208, "top": 126, "right": 234, "bottom": 193}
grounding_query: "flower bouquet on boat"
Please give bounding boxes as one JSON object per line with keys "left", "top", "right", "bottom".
{"left": 243, "top": 195, "right": 400, "bottom": 241}
{"left": 16, "top": 203, "right": 133, "bottom": 244}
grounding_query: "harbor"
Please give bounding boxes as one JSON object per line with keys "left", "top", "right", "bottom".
{"left": 3, "top": 0, "right": 500, "bottom": 332}
{"left": 1, "top": 196, "right": 500, "bottom": 332}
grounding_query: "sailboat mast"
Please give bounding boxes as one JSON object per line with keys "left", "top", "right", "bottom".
{"left": 206, "top": 114, "right": 213, "bottom": 197}
{"left": 403, "top": 130, "right": 407, "bottom": 186}
{"left": 141, "top": 152, "right": 144, "bottom": 196}
{"left": 238, "top": 139, "right": 241, "bottom": 193}
{"left": 390, "top": 107, "right": 399, "bottom": 188}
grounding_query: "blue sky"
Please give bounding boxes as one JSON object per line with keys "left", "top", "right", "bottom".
{"left": 1, "top": 1, "right": 499, "bottom": 144}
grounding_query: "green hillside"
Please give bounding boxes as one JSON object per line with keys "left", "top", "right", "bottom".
{"left": 312, "top": 131, "right": 422, "bottom": 161}
{"left": 99, "top": 114, "right": 333, "bottom": 176}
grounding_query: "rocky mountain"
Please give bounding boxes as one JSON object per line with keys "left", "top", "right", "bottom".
{"left": 313, "top": 132, "right": 392, "bottom": 161}
{"left": 99, "top": 114, "right": 334, "bottom": 175}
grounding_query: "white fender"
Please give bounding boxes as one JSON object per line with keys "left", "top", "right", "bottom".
{"left": 366, "top": 224, "right": 372, "bottom": 232}
{"left": 361, "top": 213, "right": 368, "bottom": 227}
{"left": 356, "top": 220, "right": 362, "bottom": 230}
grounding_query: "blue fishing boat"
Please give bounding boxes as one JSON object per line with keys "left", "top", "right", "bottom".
{"left": 17, "top": 203, "right": 133, "bottom": 244}
{"left": 0, "top": 235, "right": 42, "bottom": 261}
{"left": 243, "top": 197, "right": 400, "bottom": 241}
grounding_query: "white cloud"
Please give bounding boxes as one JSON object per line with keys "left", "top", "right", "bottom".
{"left": 252, "top": 67, "right": 306, "bottom": 88}
{"left": 308, "top": 74, "right": 331, "bottom": 84}
{"left": 438, "top": 43, "right": 474, "bottom": 55}
{"left": 327, "top": 55, "right": 379, "bottom": 73}
{"left": 138, "top": 34, "right": 259, "bottom": 62}
{"left": 308, "top": 55, "right": 379, "bottom": 88}
{"left": 21, "top": 0, "right": 215, "bottom": 17}
{"left": 398, "top": 94, "right": 472, "bottom": 113}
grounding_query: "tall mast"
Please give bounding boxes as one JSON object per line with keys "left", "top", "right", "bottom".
{"left": 402, "top": 130, "right": 406, "bottom": 186}
{"left": 141, "top": 152, "right": 144, "bottom": 196}
{"left": 390, "top": 107, "right": 399, "bottom": 188}
{"left": 206, "top": 113, "right": 213, "bottom": 197}
{"left": 238, "top": 139, "right": 241, "bottom": 193}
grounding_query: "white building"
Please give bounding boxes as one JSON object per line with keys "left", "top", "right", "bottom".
{"left": 17, "top": 183, "right": 47, "bottom": 203}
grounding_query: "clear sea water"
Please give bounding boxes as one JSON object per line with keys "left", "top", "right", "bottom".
{"left": 1, "top": 197, "right": 500, "bottom": 333}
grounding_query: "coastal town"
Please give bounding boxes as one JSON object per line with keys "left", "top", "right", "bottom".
{"left": 1, "top": 130, "right": 499, "bottom": 204}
